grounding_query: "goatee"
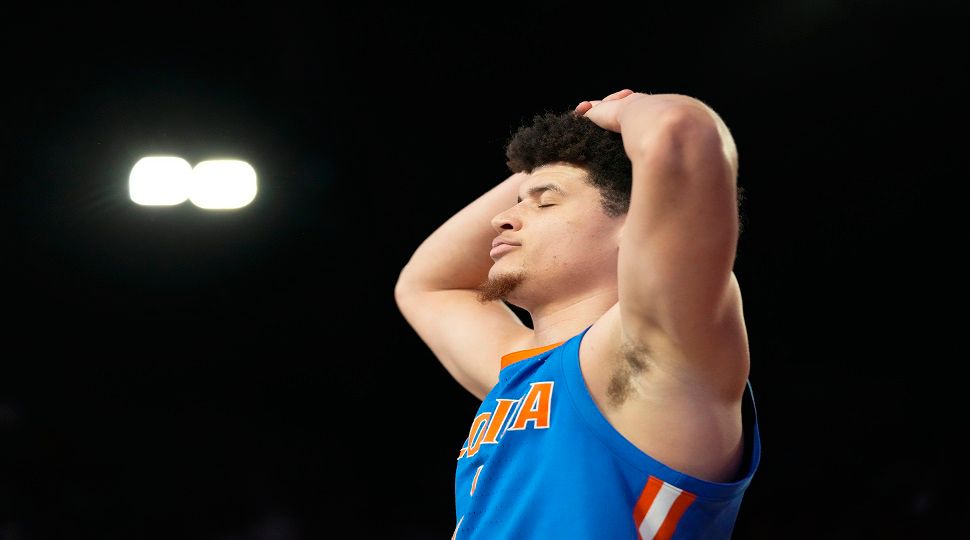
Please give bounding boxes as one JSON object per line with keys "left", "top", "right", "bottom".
{"left": 475, "top": 272, "right": 525, "bottom": 303}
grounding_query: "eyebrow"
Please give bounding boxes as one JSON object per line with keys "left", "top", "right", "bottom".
{"left": 517, "top": 183, "right": 566, "bottom": 203}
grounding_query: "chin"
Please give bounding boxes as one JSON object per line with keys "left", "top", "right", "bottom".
{"left": 487, "top": 262, "right": 509, "bottom": 279}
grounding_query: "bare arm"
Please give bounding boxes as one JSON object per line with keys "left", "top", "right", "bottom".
{"left": 580, "top": 91, "right": 748, "bottom": 400}
{"left": 395, "top": 173, "right": 533, "bottom": 399}
{"left": 396, "top": 173, "right": 525, "bottom": 291}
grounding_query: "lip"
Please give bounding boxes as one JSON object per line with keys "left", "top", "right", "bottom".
{"left": 490, "top": 243, "right": 519, "bottom": 258}
{"left": 491, "top": 237, "right": 520, "bottom": 248}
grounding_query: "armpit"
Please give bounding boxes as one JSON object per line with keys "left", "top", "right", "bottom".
{"left": 607, "top": 337, "right": 654, "bottom": 408}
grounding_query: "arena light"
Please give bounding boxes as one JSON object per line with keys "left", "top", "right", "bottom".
{"left": 189, "top": 159, "right": 258, "bottom": 210}
{"left": 129, "top": 156, "right": 193, "bottom": 206}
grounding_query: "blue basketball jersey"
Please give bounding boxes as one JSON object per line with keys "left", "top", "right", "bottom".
{"left": 453, "top": 324, "right": 761, "bottom": 539}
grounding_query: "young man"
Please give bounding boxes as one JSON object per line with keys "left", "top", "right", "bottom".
{"left": 394, "top": 89, "right": 760, "bottom": 539}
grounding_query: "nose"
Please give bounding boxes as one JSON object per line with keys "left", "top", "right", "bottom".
{"left": 490, "top": 204, "right": 521, "bottom": 232}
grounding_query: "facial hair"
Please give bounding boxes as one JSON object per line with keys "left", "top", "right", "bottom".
{"left": 475, "top": 272, "right": 526, "bottom": 304}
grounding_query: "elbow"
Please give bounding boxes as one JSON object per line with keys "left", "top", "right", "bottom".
{"left": 632, "top": 110, "right": 735, "bottom": 180}
{"left": 394, "top": 265, "right": 416, "bottom": 301}
{"left": 394, "top": 264, "right": 433, "bottom": 303}
{"left": 394, "top": 269, "right": 416, "bottom": 299}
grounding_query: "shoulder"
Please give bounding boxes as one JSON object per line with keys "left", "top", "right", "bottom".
{"left": 577, "top": 280, "right": 750, "bottom": 483}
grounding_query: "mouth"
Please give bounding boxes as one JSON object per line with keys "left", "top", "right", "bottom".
{"left": 489, "top": 243, "right": 519, "bottom": 258}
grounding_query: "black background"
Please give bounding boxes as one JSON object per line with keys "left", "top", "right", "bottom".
{"left": 2, "top": 2, "right": 964, "bottom": 539}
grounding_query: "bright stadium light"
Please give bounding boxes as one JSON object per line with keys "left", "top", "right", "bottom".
{"left": 129, "top": 156, "right": 193, "bottom": 206}
{"left": 189, "top": 159, "right": 258, "bottom": 210}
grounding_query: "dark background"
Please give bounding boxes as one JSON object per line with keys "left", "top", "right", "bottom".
{"left": 1, "top": 2, "right": 963, "bottom": 539}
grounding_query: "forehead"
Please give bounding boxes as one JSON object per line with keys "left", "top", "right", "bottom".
{"left": 519, "top": 163, "right": 590, "bottom": 196}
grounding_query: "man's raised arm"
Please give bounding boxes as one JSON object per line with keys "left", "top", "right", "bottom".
{"left": 580, "top": 91, "right": 747, "bottom": 399}
{"left": 394, "top": 173, "right": 532, "bottom": 399}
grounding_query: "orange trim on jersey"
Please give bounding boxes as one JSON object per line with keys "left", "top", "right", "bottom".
{"left": 654, "top": 489, "right": 697, "bottom": 540}
{"left": 633, "top": 476, "right": 664, "bottom": 526}
{"left": 500, "top": 341, "right": 565, "bottom": 370}
{"left": 634, "top": 476, "right": 698, "bottom": 540}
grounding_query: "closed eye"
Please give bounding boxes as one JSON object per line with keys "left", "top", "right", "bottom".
{"left": 537, "top": 204, "right": 555, "bottom": 208}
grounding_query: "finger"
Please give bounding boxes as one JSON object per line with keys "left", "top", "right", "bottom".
{"left": 575, "top": 101, "right": 594, "bottom": 114}
{"left": 576, "top": 99, "right": 604, "bottom": 109}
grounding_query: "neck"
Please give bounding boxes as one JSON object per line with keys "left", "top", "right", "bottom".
{"left": 524, "top": 287, "right": 618, "bottom": 347}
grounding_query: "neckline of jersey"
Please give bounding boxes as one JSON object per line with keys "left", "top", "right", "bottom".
{"left": 500, "top": 341, "right": 565, "bottom": 370}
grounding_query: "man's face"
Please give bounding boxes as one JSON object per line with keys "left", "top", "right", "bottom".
{"left": 482, "top": 163, "right": 624, "bottom": 307}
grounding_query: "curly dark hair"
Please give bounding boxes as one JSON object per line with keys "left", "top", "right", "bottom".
{"left": 505, "top": 109, "right": 746, "bottom": 235}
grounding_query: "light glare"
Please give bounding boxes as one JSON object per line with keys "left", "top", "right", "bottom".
{"left": 189, "top": 160, "right": 258, "bottom": 210}
{"left": 129, "top": 156, "right": 193, "bottom": 206}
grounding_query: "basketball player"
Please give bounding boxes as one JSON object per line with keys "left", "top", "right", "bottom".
{"left": 394, "top": 89, "right": 760, "bottom": 539}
